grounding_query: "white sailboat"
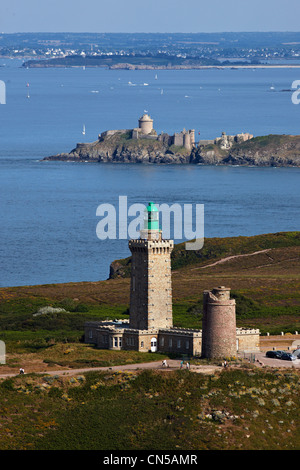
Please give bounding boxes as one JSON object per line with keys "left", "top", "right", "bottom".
{"left": 155, "top": 74, "right": 158, "bottom": 80}
{"left": 82, "top": 124, "right": 86, "bottom": 135}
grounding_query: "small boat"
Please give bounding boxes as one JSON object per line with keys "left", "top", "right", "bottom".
{"left": 155, "top": 74, "right": 158, "bottom": 80}
{"left": 82, "top": 124, "right": 86, "bottom": 135}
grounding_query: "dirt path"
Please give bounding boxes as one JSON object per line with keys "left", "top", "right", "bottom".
{"left": 0, "top": 360, "right": 222, "bottom": 379}
{"left": 196, "top": 249, "right": 271, "bottom": 270}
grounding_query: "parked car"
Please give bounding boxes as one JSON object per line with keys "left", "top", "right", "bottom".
{"left": 281, "top": 352, "right": 297, "bottom": 361}
{"left": 292, "top": 349, "right": 300, "bottom": 358}
{"left": 266, "top": 350, "right": 284, "bottom": 359}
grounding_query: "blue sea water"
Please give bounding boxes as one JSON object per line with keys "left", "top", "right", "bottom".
{"left": 0, "top": 59, "right": 299, "bottom": 287}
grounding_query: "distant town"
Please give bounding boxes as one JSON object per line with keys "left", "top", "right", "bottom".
{"left": 1, "top": 32, "right": 300, "bottom": 67}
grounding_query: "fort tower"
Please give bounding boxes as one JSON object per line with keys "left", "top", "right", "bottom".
{"left": 201, "top": 286, "right": 237, "bottom": 359}
{"left": 138, "top": 113, "right": 154, "bottom": 135}
{"left": 129, "top": 202, "right": 174, "bottom": 331}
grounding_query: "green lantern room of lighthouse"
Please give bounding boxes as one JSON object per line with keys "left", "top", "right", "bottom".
{"left": 142, "top": 202, "right": 161, "bottom": 240}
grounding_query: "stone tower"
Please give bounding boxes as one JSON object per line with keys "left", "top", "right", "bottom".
{"left": 138, "top": 113, "right": 154, "bottom": 135}
{"left": 201, "top": 286, "right": 237, "bottom": 359}
{"left": 129, "top": 202, "right": 174, "bottom": 331}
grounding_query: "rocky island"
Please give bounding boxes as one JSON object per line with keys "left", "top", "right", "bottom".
{"left": 44, "top": 114, "right": 300, "bottom": 167}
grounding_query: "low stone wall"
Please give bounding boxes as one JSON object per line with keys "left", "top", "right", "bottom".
{"left": 237, "top": 328, "right": 260, "bottom": 353}
{"left": 198, "top": 139, "right": 214, "bottom": 146}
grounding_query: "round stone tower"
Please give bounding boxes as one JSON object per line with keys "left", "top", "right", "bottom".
{"left": 138, "top": 113, "right": 153, "bottom": 135}
{"left": 201, "top": 286, "right": 236, "bottom": 359}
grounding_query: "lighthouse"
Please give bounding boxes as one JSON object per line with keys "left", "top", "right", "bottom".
{"left": 129, "top": 202, "right": 174, "bottom": 331}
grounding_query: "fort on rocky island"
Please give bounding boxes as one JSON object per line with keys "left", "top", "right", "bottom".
{"left": 85, "top": 202, "right": 260, "bottom": 358}
{"left": 44, "top": 114, "right": 300, "bottom": 167}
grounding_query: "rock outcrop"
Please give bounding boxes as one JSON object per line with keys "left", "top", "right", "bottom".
{"left": 224, "top": 134, "right": 300, "bottom": 167}
{"left": 44, "top": 131, "right": 191, "bottom": 164}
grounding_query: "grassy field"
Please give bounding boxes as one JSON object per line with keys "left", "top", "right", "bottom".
{"left": 0, "top": 366, "right": 299, "bottom": 450}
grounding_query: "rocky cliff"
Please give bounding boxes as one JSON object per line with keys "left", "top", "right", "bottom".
{"left": 44, "top": 133, "right": 300, "bottom": 167}
{"left": 44, "top": 131, "right": 191, "bottom": 164}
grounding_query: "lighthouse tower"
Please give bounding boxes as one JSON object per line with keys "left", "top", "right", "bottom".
{"left": 129, "top": 202, "right": 174, "bottom": 331}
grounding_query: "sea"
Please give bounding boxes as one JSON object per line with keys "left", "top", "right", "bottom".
{"left": 0, "top": 58, "right": 299, "bottom": 287}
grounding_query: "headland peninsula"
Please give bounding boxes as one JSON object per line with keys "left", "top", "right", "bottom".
{"left": 44, "top": 113, "right": 300, "bottom": 167}
{"left": 22, "top": 55, "right": 300, "bottom": 69}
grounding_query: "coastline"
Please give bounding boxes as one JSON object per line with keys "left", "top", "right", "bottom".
{"left": 109, "top": 64, "right": 300, "bottom": 70}
{"left": 22, "top": 62, "right": 300, "bottom": 69}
